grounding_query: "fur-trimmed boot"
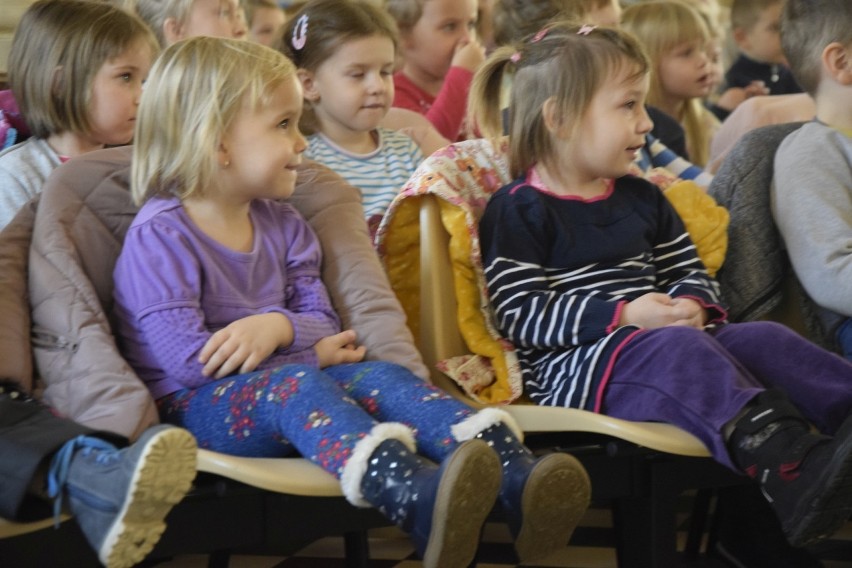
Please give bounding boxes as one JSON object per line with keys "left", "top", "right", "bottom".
{"left": 460, "top": 410, "right": 592, "bottom": 564}
{"left": 341, "top": 423, "right": 501, "bottom": 568}
{"left": 728, "top": 389, "right": 852, "bottom": 547}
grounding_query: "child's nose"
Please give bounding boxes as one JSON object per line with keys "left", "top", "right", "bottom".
{"left": 295, "top": 130, "right": 308, "bottom": 153}
{"left": 638, "top": 107, "right": 653, "bottom": 134}
{"left": 368, "top": 74, "right": 385, "bottom": 93}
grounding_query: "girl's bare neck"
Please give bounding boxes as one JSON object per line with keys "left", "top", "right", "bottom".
{"left": 536, "top": 162, "right": 608, "bottom": 199}
{"left": 319, "top": 120, "right": 379, "bottom": 154}
{"left": 46, "top": 131, "right": 104, "bottom": 158}
{"left": 652, "top": 95, "right": 684, "bottom": 121}
{"left": 182, "top": 195, "right": 254, "bottom": 253}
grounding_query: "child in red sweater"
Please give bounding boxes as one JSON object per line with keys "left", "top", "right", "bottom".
{"left": 386, "top": 0, "right": 484, "bottom": 140}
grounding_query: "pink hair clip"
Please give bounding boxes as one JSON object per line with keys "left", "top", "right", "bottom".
{"left": 577, "top": 24, "right": 597, "bottom": 36}
{"left": 510, "top": 52, "right": 521, "bottom": 63}
{"left": 531, "top": 28, "right": 548, "bottom": 43}
{"left": 292, "top": 14, "right": 308, "bottom": 50}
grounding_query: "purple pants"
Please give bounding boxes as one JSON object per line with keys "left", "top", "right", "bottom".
{"left": 603, "top": 321, "right": 852, "bottom": 469}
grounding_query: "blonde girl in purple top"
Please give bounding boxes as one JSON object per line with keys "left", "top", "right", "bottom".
{"left": 111, "top": 37, "right": 591, "bottom": 567}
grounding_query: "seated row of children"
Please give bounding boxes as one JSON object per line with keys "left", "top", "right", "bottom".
{"left": 0, "top": 0, "right": 809, "bottom": 230}
{"left": 1, "top": 0, "right": 851, "bottom": 567}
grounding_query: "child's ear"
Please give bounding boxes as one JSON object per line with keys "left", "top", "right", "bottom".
{"left": 541, "top": 97, "right": 565, "bottom": 136}
{"left": 822, "top": 42, "right": 852, "bottom": 86}
{"left": 217, "top": 142, "right": 231, "bottom": 168}
{"left": 732, "top": 27, "right": 749, "bottom": 50}
{"left": 297, "top": 69, "right": 320, "bottom": 102}
{"left": 163, "top": 17, "right": 183, "bottom": 45}
{"left": 397, "top": 27, "right": 414, "bottom": 54}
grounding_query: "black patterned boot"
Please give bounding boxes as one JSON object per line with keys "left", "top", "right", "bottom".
{"left": 728, "top": 389, "right": 852, "bottom": 547}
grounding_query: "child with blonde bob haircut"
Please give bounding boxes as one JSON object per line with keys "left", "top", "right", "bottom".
{"left": 0, "top": 0, "right": 158, "bottom": 229}
{"left": 117, "top": 36, "right": 590, "bottom": 568}
{"left": 473, "top": 20, "right": 852, "bottom": 548}
{"left": 622, "top": 0, "right": 720, "bottom": 167}
{"left": 133, "top": 0, "right": 246, "bottom": 47}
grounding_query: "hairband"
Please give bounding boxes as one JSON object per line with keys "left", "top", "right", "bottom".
{"left": 291, "top": 14, "right": 308, "bottom": 51}
{"left": 512, "top": 23, "right": 596, "bottom": 64}
{"left": 531, "top": 27, "right": 548, "bottom": 43}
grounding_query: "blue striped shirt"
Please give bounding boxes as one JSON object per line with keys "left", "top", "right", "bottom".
{"left": 305, "top": 128, "right": 423, "bottom": 220}
{"left": 479, "top": 176, "right": 724, "bottom": 410}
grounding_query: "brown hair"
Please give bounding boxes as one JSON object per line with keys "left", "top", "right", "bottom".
{"left": 468, "top": 21, "right": 649, "bottom": 178}
{"left": 8, "top": 0, "right": 158, "bottom": 140}
{"left": 781, "top": 0, "right": 852, "bottom": 96}
{"left": 280, "top": 0, "right": 398, "bottom": 133}
{"left": 383, "top": 0, "right": 424, "bottom": 32}
{"left": 731, "top": 0, "right": 782, "bottom": 32}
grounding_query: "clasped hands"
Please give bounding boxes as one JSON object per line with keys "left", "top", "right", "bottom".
{"left": 198, "top": 312, "right": 365, "bottom": 379}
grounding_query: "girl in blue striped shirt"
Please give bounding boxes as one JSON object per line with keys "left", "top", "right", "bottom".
{"left": 282, "top": 0, "right": 425, "bottom": 238}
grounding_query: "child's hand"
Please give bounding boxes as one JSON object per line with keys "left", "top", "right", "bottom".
{"left": 668, "top": 297, "right": 708, "bottom": 329}
{"left": 314, "top": 330, "right": 367, "bottom": 368}
{"left": 715, "top": 81, "right": 769, "bottom": 112}
{"left": 199, "top": 313, "right": 294, "bottom": 379}
{"left": 619, "top": 293, "right": 695, "bottom": 329}
{"left": 451, "top": 39, "right": 485, "bottom": 73}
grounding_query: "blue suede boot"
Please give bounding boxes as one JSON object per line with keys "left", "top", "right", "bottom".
{"left": 47, "top": 425, "right": 197, "bottom": 568}
{"left": 476, "top": 422, "right": 591, "bottom": 564}
{"left": 355, "top": 435, "right": 501, "bottom": 568}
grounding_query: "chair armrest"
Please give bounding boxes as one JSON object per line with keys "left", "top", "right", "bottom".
{"left": 196, "top": 450, "right": 342, "bottom": 497}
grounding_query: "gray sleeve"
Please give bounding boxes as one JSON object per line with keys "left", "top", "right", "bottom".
{"left": 772, "top": 124, "right": 852, "bottom": 316}
{"left": 0, "top": 140, "right": 58, "bottom": 230}
{"left": 0, "top": 164, "right": 38, "bottom": 231}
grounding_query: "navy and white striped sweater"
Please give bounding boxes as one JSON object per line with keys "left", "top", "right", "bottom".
{"left": 479, "top": 175, "right": 726, "bottom": 411}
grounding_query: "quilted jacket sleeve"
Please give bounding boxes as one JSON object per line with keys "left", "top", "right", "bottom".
{"left": 0, "top": 199, "right": 36, "bottom": 391}
{"left": 29, "top": 147, "right": 158, "bottom": 441}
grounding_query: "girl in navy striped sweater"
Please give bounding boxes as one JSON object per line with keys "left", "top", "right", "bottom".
{"left": 472, "top": 20, "right": 852, "bottom": 548}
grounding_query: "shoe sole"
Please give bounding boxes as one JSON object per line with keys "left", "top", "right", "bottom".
{"left": 514, "top": 452, "right": 591, "bottom": 564}
{"left": 783, "top": 417, "right": 852, "bottom": 547}
{"left": 99, "top": 428, "right": 198, "bottom": 568}
{"left": 422, "top": 439, "right": 501, "bottom": 568}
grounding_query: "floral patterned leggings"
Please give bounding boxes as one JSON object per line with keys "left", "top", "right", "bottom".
{"left": 157, "top": 361, "right": 474, "bottom": 478}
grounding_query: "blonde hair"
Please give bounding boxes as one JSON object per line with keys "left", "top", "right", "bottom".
{"left": 621, "top": 1, "right": 713, "bottom": 166}
{"left": 781, "top": 0, "right": 852, "bottom": 96}
{"left": 133, "top": 0, "right": 196, "bottom": 47}
{"left": 132, "top": 37, "right": 297, "bottom": 205}
{"left": 8, "top": 0, "right": 158, "bottom": 140}
{"left": 468, "top": 21, "right": 649, "bottom": 178}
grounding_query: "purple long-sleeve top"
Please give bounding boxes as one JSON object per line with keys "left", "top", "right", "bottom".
{"left": 112, "top": 196, "right": 340, "bottom": 399}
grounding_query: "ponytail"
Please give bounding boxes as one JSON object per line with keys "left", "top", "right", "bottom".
{"left": 467, "top": 45, "right": 517, "bottom": 140}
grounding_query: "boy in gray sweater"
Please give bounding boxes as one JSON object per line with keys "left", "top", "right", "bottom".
{"left": 772, "top": 0, "right": 852, "bottom": 358}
